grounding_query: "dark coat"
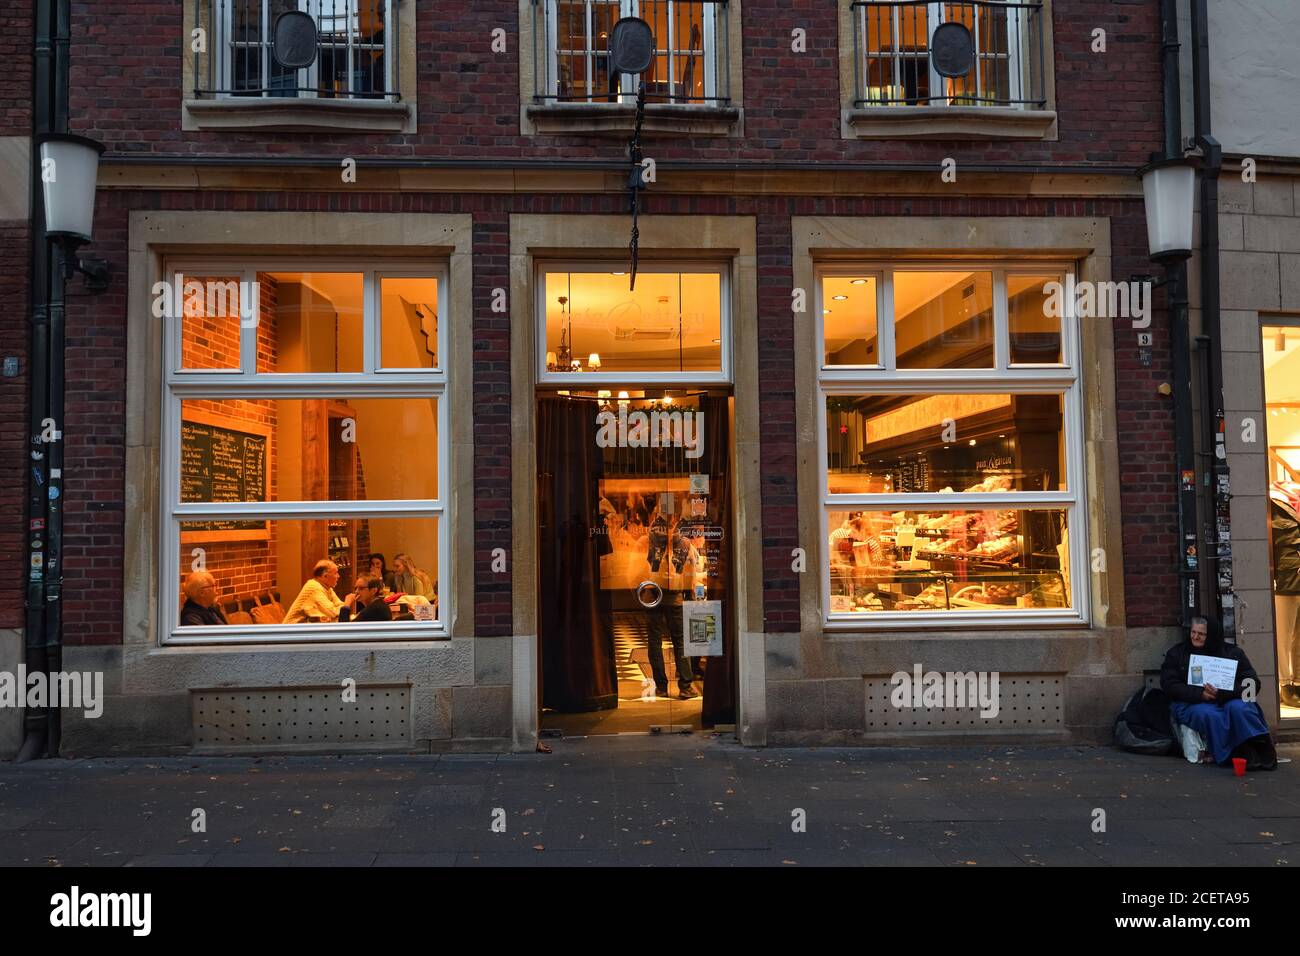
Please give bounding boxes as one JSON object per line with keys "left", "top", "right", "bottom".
{"left": 339, "top": 599, "right": 392, "bottom": 623}
{"left": 1160, "top": 618, "right": 1260, "bottom": 705}
{"left": 180, "top": 599, "right": 228, "bottom": 627}
{"left": 1272, "top": 499, "right": 1300, "bottom": 594}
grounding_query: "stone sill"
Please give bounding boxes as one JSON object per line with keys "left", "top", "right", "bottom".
{"left": 527, "top": 101, "right": 740, "bottom": 138}
{"left": 183, "top": 97, "right": 413, "bottom": 133}
{"left": 847, "top": 105, "right": 1057, "bottom": 140}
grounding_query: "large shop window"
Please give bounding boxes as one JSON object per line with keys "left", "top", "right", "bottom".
{"left": 818, "top": 265, "right": 1086, "bottom": 625}
{"left": 161, "top": 261, "right": 449, "bottom": 644}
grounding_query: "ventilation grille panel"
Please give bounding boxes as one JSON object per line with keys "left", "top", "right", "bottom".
{"left": 863, "top": 673, "right": 1064, "bottom": 732}
{"left": 192, "top": 686, "right": 413, "bottom": 749}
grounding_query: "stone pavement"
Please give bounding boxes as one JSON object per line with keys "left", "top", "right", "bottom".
{"left": 1, "top": 735, "right": 1297, "bottom": 867}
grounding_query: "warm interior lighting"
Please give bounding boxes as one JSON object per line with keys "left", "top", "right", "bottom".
{"left": 588, "top": 352, "right": 601, "bottom": 370}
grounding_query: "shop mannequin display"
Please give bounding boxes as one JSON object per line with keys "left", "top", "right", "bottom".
{"left": 1270, "top": 489, "right": 1300, "bottom": 704}
{"left": 643, "top": 505, "right": 699, "bottom": 700}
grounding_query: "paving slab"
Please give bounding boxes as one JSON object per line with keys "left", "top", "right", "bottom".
{"left": 1, "top": 738, "right": 1296, "bottom": 867}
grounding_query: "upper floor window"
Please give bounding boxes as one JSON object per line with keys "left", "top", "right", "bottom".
{"left": 850, "top": 1, "right": 1046, "bottom": 109}
{"left": 532, "top": 0, "right": 730, "bottom": 105}
{"left": 194, "top": 0, "right": 398, "bottom": 101}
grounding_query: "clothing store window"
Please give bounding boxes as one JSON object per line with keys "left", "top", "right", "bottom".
{"left": 817, "top": 264, "right": 1086, "bottom": 625}
{"left": 1262, "top": 321, "right": 1300, "bottom": 717}
{"left": 161, "top": 260, "right": 449, "bottom": 644}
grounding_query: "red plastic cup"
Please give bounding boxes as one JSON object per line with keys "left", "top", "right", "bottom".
{"left": 1232, "top": 757, "right": 1247, "bottom": 776}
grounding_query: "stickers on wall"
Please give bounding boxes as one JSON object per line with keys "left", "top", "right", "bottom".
{"left": 689, "top": 473, "right": 709, "bottom": 495}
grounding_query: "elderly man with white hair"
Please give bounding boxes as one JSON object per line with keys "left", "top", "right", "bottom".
{"left": 180, "top": 570, "right": 229, "bottom": 627}
{"left": 283, "top": 559, "right": 349, "bottom": 624}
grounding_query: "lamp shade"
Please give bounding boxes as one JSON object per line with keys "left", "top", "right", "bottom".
{"left": 588, "top": 352, "right": 601, "bottom": 369}
{"left": 1140, "top": 157, "right": 1196, "bottom": 262}
{"left": 37, "top": 133, "right": 105, "bottom": 244}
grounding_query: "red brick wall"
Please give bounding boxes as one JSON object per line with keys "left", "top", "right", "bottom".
{"left": 66, "top": 1, "right": 1164, "bottom": 166}
{"left": 0, "top": 2, "right": 32, "bottom": 628}
{"left": 62, "top": 189, "right": 1178, "bottom": 647}
{"left": 177, "top": 276, "right": 280, "bottom": 615}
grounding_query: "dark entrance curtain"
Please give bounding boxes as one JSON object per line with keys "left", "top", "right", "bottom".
{"left": 537, "top": 396, "right": 617, "bottom": 712}
{"left": 700, "top": 393, "right": 737, "bottom": 727}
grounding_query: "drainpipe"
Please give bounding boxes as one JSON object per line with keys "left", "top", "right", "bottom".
{"left": 1160, "top": 0, "right": 1201, "bottom": 626}
{"left": 18, "top": 0, "right": 56, "bottom": 763}
{"left": 1189, "top": 0, "right": 1230, "bottom": 640}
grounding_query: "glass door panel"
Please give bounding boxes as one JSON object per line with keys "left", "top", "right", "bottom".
{"left": 537, "top": 389, "right": 735, "bottom": 736}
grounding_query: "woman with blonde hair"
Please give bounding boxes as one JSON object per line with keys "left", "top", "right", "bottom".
{"left": 392, "top": 552, "right": 434, "bottom": 600}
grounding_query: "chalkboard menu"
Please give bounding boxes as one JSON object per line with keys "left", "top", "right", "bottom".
{"left": 892, "top": 453, "right": 931, "bottom": 494}
{"left": 181, "top": 418, "right": 268, "bottom": 538}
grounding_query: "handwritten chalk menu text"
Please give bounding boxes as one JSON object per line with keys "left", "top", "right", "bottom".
{"left": 181, "top": 419, "right": 268, "bottom": 535}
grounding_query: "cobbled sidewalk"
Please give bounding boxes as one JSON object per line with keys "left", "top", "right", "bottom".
{"left": 1, "top": 735, "right": 1297, "bottom": 867}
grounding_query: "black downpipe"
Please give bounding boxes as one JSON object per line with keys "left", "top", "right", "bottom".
{"left": 19, "top": 0, "right": 56, "bottom": 763}
{"left": 43, "top": 0, "right": 72, "bottom": 757}
{"left": 1190, "top": 0, "right": 1230, "bottom": 639}
{"left": 1161, "top": 0, "right": 1201, "bottom": 626}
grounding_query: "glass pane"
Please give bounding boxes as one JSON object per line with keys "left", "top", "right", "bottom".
{"left": 257, "top": 271, "right": 364, "bottom": 374}
{"left": 1262, "top": 324, "right": 1300, "bottom": 716}
{"left": 822, "top": 276, "right": 879, "bottom": 365}
{"left": 542, "top": 270, "right": 723, "bottom": 374}
{"left": 380, "top": 277, "right": 438, "bottom": 369}
{"left": 894, "top": 271, "right": 994, "bottom": 369}
{"left": 176, "top": 273, "right": 245, "bottom": 370}
{"left": 177, "top": 516, "right": 440, "bottom": 628}
{"left": 826, "top": 508, "right": 1071, "bottom": 613}
{"left": 1008, "top": 274, "right": 1064, "bottom": 364}
{"left": 180, "top": 397, "right": 438, "bottom": 503}
{"left": 826, "top": 393, "right": 1066, "bottom": 494}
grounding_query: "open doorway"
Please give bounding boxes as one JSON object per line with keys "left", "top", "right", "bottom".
{"left": 536, "top": 389, "right": 736, "bottom": 736}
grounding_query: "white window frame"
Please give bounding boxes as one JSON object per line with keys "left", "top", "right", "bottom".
{"left": 535, "top": 259, "right": 732, "bottom": 386}
{"left": 816, "top": 261, "right": 1088, "bottom": 630}
{"left": 854, "top": 0, "right": 1032, "bottom": 109}
{"left": 543, "top": 0, "right": 720, "bottom": 104}
{"left": 161, "top": 256, "right": 450, "bottom": 645}
{"left": 218, "top": 0, "right": 394, "bottom": 100}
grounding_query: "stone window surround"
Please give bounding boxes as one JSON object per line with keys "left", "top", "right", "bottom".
{"left": 517, "top": 0, "right": 746, "bottom": 138}
{"left": 835, "top": 0, "right": 1059, "bottom": 141}
{"left": 118, "top": 211, "right": 475, "bottom": 741}
{"left": 508, "top": 213, "right": 763, "bottom": 748}
{"left": 792, "top": 216, "right": 1125, "bottom": 641}
{"left": 181, "top": 1, "right": 418, "bottom": 133}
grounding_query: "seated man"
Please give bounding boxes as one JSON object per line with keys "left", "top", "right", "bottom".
{"left": 283, "top": 559, "right": 345, "bottom": 624}
{"left": 180, "top": 570, "right": 228, "bottom": 626}
{"left": 338, "top": 574, "right": 392, "bottom": 623}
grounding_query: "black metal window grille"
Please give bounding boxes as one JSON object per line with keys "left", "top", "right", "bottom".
{"left": 532, "top": 0, "right": 730, "bottom": 105}
{"left": 193, "top": 0, "right": 398, "bottom": 101}
{"left": 850, "top": 1, "right": 1046, "bottom": 108}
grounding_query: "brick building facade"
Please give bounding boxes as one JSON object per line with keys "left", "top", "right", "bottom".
{"left": 3, "top": 0, "right": 1200, "bottom": 755}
